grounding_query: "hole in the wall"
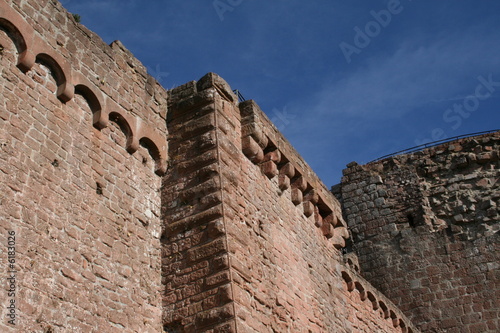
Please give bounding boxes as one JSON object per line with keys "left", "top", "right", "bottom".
{"left": 138, "top": 218, "right": 149, "bottom": 227}
{"left": 289, "top": 171, "right": 303, "bottom": 186}
{"left": 51, "top": 159, "right": 59, "bottom": 167}
{"left": 317, "top": 198, "right": 333, "bottom": 220}
{"left": 263, "top": 141, "right": 277, "bottom": 155}
{"left": 407, "top": 214, "right": 416, "bottom": 228}
{"left": 96, "top": 182, "right": 103, "bottom": 195}
{"left": 276, "top": 155, "right": 289, "bottom": 169}
{"left": 163, "top": 322, "right": 182, "bottom": 333}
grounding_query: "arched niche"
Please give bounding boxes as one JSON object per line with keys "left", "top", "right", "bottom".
{"left": 108, "top": 111, "right": 134, "bottom": 151}
{"left": 0, "top": 17, "right": 27, "bottom": 60}
{"left": 75, "top": 84, "right": 103, "bottom": 118}
{"left": 139, "top": 137, "right": 167, "bottom": 176}
{"left": 35, "top": 53, "right": 72, "bottom": 102}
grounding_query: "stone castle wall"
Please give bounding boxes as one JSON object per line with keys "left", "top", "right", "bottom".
{"left": 0, "top": 0, "right": 167, "bottom": 331}
{"left": 1, "top": 1, "right": 419, "bottom": 332}
{"left": 162, "top": 73, "right": 419, "bottom": 332}
{"left": 2, "top": 0, "right": 496, "bottom": 332}
{"left": 337, "top": 131, "right": 499, "bottom": 332}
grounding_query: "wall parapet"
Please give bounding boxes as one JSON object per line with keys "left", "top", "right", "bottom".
{"left": 0, "top": 0, "right": 167, "bottom": 175}
{"left": 340, "top": 264, "right": 421, "bottom": 333}
{"left": 239, "top": 99, "right": 349, "bottom": 248}
{"left": 342, "top": 130, "right": 499, "bottom": 233}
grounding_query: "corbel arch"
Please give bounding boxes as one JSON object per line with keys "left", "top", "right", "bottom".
{"left": 0, "top": 1, "right": 35, "bottom": 71}
{"left": 341, "top": 271, "right": 355, "bottom": 292}
{"left": 108, "top": 111, "right": 136, "bottom": 153}
{"left": 139, "top": 137, "right": 167, "bottom": 176}
{"left": 0, "top": 17, "right": 26, "bottom": 55}
{"left": 74, "top": 82, "right": 105, "bottom": 127}
{"left": 34, "top": 52, "right": 73, "bottom": 102}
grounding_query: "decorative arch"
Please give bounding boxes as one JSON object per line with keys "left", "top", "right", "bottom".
{"left": 136, "top": 123, "right": 168, "bottom": 176}
{"left": 0, "top": 1, "right": 35, "bottom": 71}
{"left": 0, "top": 17, "right": 26, "bottom": 55}
{"left": 108, "top": 111, "right": 135, "bottom": 152}
{"left": 399, "top": 320, "right": 408, "bottom": 333}
{"left": 354, "top": 281, "right": 367, "bottom": 301}
{"left": 379, "top": 301, "right": 390, "bottom": 319}
{"left": 139, "top": 137, "right": 167, "bottom": 175}
{"left": 73, "top": 74, "right": 109, "bottom": 129}
{"left": 366, "top": 291, "right": 378, "bottom": 310}
{"left": 1, "top": 0, "right": 168, "bottom": 180}
{"left": 34, "top": 52, "right": 73, "bottom": 102}
{"left": 341, "top": 271, "right": 355, "bottom": 292}
{"left": 390, "top": 310, "right": 399, "bottom": 327}
{"left": 75, "top": 83, "right": 104, "bottom": 121}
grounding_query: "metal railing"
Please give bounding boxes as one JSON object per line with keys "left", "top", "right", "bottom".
{"left": 368, "top": 129, "right": 499, "bottom": 164}
{"left": 232, "top": 89, "right": 246, "bottom": 102}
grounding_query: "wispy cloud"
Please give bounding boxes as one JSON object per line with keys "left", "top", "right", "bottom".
{"left": 310, "top": 30, "right": 500, "bottom": 120}
{"left": 279, "top": 26, "right": 500, "bottom": 184}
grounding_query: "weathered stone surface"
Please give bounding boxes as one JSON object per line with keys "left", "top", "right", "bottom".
{"left": 338, "top": 131, "right": 500, "bottom": 333}
{"left": 8, "top": 0, "right": 496, "bottom": 332}
{"left": 163, "top": 74, "right": 415, "bottom": 332}
{"left": 0, "top": 1, "right": 166, "bottom": 332}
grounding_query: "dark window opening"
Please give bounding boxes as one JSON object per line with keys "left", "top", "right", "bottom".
{"left": 407, "top": 213, "right": 416, "bottom": 227}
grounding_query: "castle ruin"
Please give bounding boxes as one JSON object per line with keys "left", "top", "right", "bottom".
{"left": 0, "top": 1, "right": 498, "bottom": 332}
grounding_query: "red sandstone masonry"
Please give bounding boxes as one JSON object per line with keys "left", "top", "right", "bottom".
{"left": 232, "top": 93, "right": 418, "bottom": 333}
{"left": 0, "top": 0, "right": 167, "bottom": 174}
{"left": 162, "top": 73, "right": 419, "bottom": 332}
{"left": 1, "top": 0, "right": 167, "bottom": 331}
{"left": 1, "top": 0, "right": 426, "bottom": 332}
{"left": 162, "top": 74, "right": 239, "bottom": 332}
{"left": 239, "top": 100, "right": 348, "bottom": 246}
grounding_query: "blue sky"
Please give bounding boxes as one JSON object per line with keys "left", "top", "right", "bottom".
{"left": 62, "top": 0, "right": 500, "bottom": 186}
